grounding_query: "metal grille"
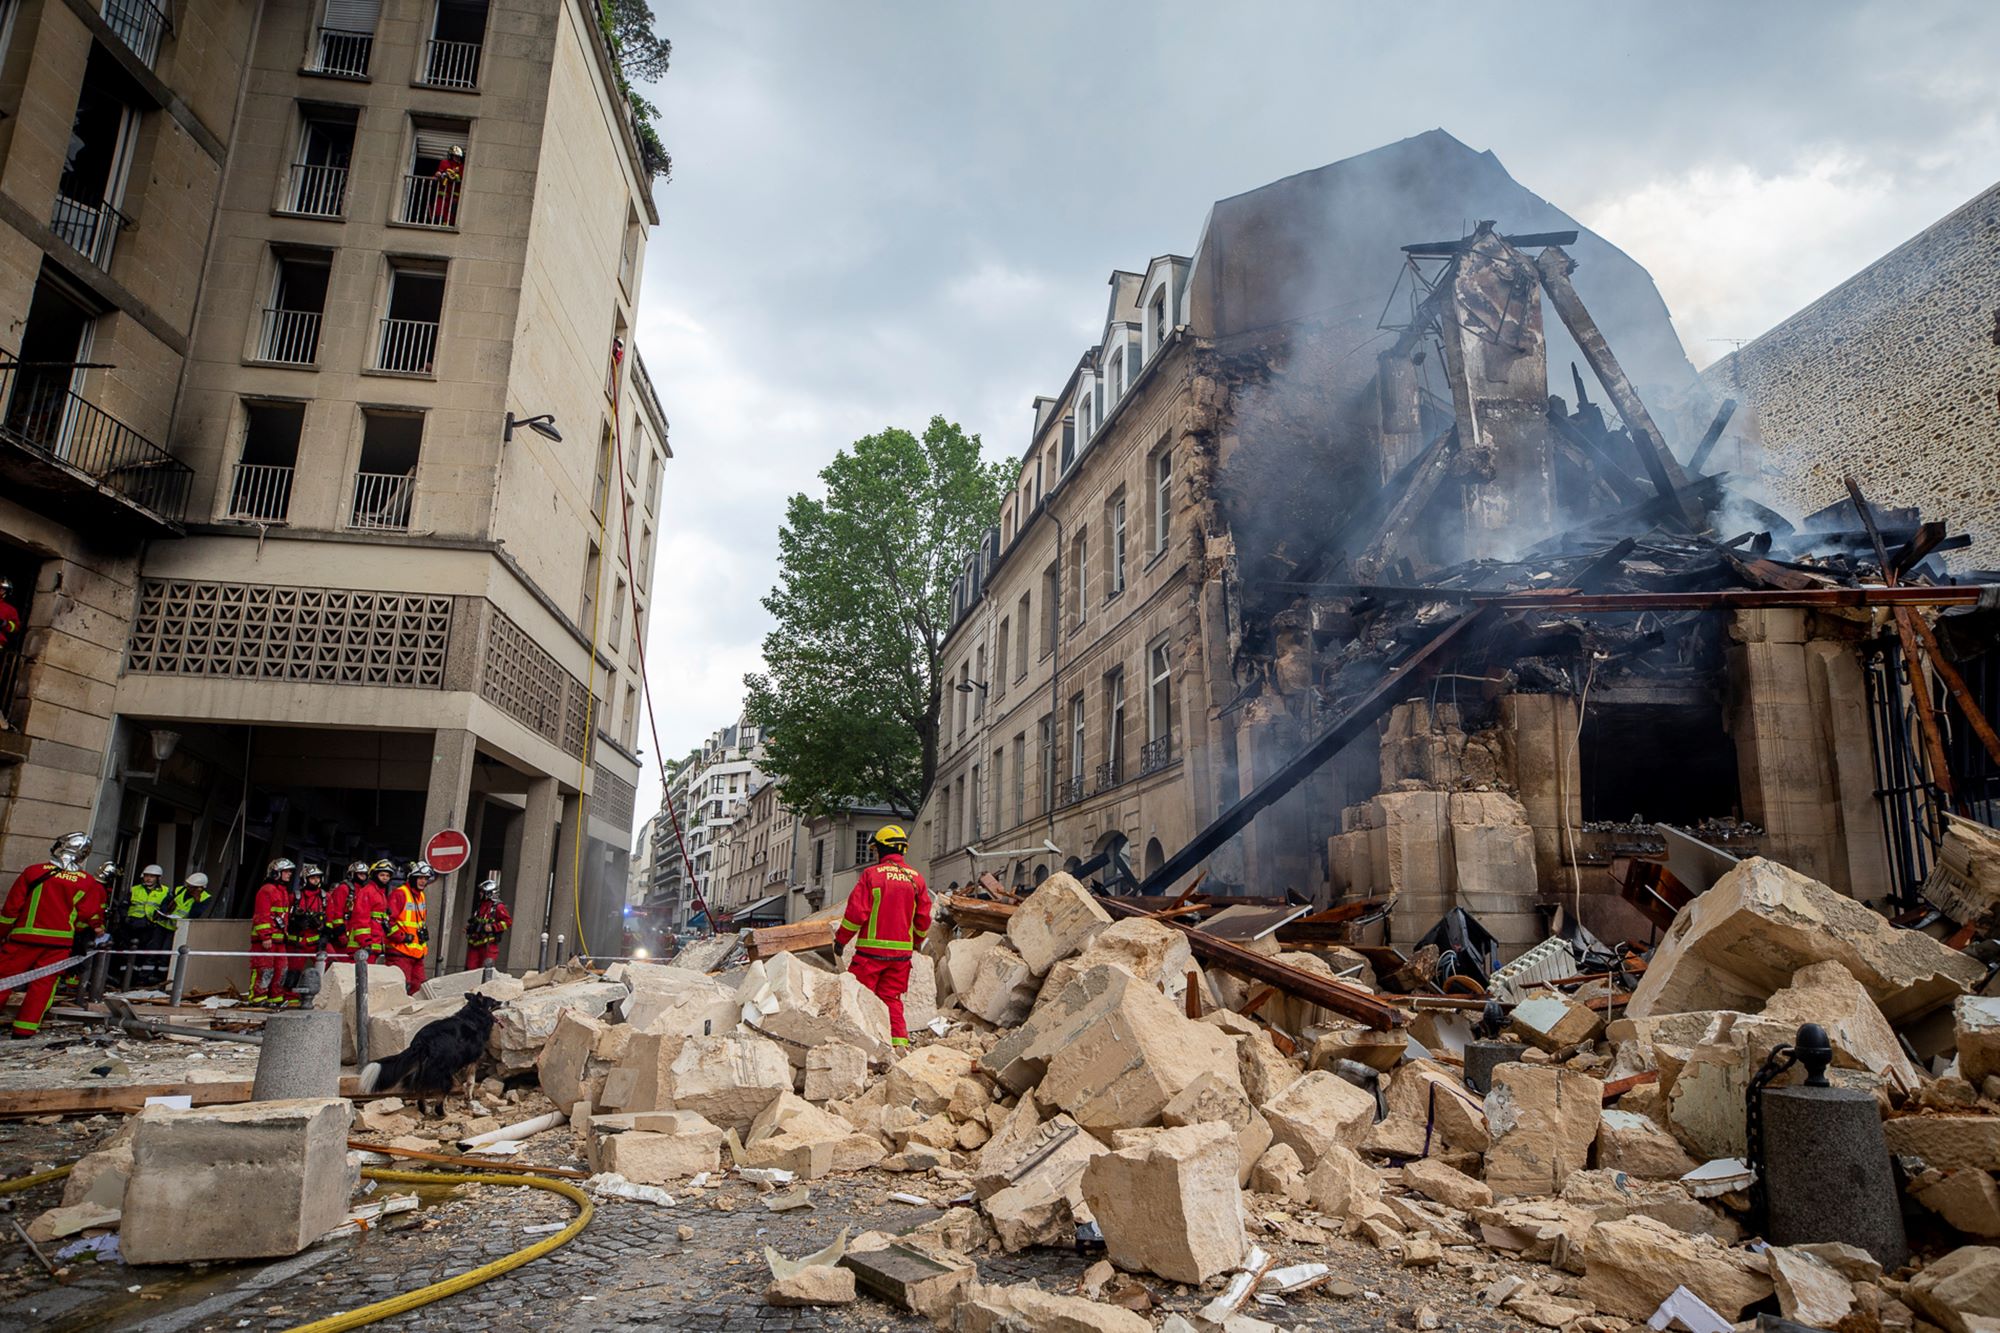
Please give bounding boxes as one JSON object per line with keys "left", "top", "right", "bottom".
{"left": 257, "top": 309, "right": 321, "bottom": 365}
{"left": 285, "top": 163, "right": 348, "bottom": 218}
{"left": 311, "top": 27, "right": 372, "bottom": 77}
{"left": 398, "top": 174, "right": 461, "bottom": 228}
{"left": 127, "top": 580, "right": 450, "bottom": 687}
{"left": 347, "top": 471, "right": 414, "bottom": 531}
{"left": 226, "top": 462, "right": 293, "bottom": 521}
{"left": 592, "top": 768, "right": 637, "bottom": 828}
{"left": 374, "top": 319, "right": 438, "bottom": 374}
{"left": 100, "top": 0, "right": 168, "bottom": 65}
{"left": 1138, "top": 735, "right": 1173, "bottom": 775}
{"left": 50, "top": 194, "right": 129, "bottom": 268}
{"left": 479, "top": 609, "right": 594, "bottom": 757}
{"left": 419, "top": 38, "right": 481, "bottom": 88}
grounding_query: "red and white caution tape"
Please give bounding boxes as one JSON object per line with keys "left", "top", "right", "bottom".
{"left": 0, "top": 953, "right": 87, "bottom": 992}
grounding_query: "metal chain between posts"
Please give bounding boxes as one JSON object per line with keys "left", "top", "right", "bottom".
{"left": 1744, "top": 1040, "right": 1799, "bottom": 1233}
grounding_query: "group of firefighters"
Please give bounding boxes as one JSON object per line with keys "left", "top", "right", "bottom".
{"left": 0, "top": 820, "right": 933, "bottom": 1046}
{"left": 248, "top": 857, "right": 512, "bottom": 1005}
{"left": 0, "top": 832, "right": 514, "bottom": 1036}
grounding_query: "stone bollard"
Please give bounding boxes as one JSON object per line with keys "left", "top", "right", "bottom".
{"left": 1463, "top": 1039, "right": 1529, "bottom": 1094}
{"left": 252, "top": 1010, "right": 343, "bottom": 1100}
{"left": 1763, "top": 1082, "right": 1908, "bottom": 1268}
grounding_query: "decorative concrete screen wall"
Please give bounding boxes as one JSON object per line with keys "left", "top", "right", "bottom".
{"left": 126, "top": 580, "right": 451, "bottom": 686}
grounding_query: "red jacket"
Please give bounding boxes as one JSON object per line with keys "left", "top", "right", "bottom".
{"left": 347, "top": 881, "right": 391, "bottom": 953}
{"left": 73, "top": 876, "right": 110, "bottom": 934}
{"left": 326, "top": 880, "right": 352, "bottom": 942}
{"left": 250, "top": 881, "right": 290, "bottom": 949}
{"left": 0, "top": 596, "right": 19, "bottom": 651}
{"left": 835, "top": 854, "right": 932, "bottom": 957}
{"left": 288, "top": 884, "right": 329, "bottom": 946}
{"left": 0, "top": 863, "right": 88, "bottom": 947}
{"left": 387, "top": 883, "right": 427, "bottom": 957}
{"left": 467, "top": 898, "right": 512, "bottom": 946}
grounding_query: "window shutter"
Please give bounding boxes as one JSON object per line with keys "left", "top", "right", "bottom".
{"left": 413, "top": 127, "right": 460, "bottom": 159}
{"left": 323, "top": 0, "right": 380, "bottom": 33}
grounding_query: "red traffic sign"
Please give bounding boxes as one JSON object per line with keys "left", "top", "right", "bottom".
{"left": 424, "top": 829, "right": 471, "bottom": 875}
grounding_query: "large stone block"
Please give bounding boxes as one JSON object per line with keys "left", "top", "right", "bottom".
{"left": 1907, "top": 1245, "right": 2000, "bottom": 1333}
{"left": 1260, "top": 1071, "right": 1375, "bottom": 1161}
{"left": 1075, "top": 917, "right": 1194, "bottom": 997}
{"left": 491, "top": 980, "right": 628, "bottom": 1073}
{"left": 1081, "top": 1121, "right": 1247, "bottom": 1284}
{"left": 883, "top": 1045, "right": 977, "bottom": 1114}
{"left": 985, "top": 962, "right": 1142, "bottom": 1093}
{"left": 537, "top": 1009, "right": 607, "bottom": 1113}
{"left": 1577, "top": 1215, "right": 1774, "bottom": 1321}
{"left": 739, "top": 1092, "right": 886, "bottom": 1176}
{"left": 1627, "top": 856, "right": 1982, "bottom": 1024}
{"left": 366, "top": 996, "right": 463, "bottom": 1063}
{"left": 663, "top": 1033, "right": 793, "bottom": 1132}
{"left": 1958, "top": 997, "right": 2000, "bottom": 1087}
{"left": 590, "top": 1111, "right": 723, "bottom": 1181}
{"left": 418, "top": 969, "right": 526, "bottom": 1004}
{"left": 122, "top": 1099, "right": 356, "bottom": 1264}
{"left": 739, "top": 953, "right": 892, "bottom": 1061}
{"left": 959, "top": 943, "right": 1039, "bottom": 1026}
{"left": 1596, "top": 1109, "right": 1698, "bottom": 1180}
{"left": 316, "top": 961, "right": 421, "bottom": 1063}
{"left": 1381, "top": 1059, "right": 1489, "bottom": 1153}
{"left": 623, "top": 967, "right": 739, "bottom": 1039}
{"left": 941, "top": 932, "right": 1004, "bottom": 1002}
{"left": 1037, "top": 970, "right": 1242, "bottom": 1133}
{"left": 1885, "top": 1115, "right": 2000, "bottom": 1171}
{"left": 804, "top": 1042, "right": 868, "bottom": 1102}
{"left": 903, "top": 953, "right": 939, "bottom": 1031}
{"left": 1762, "top": 959, "right": 1918, "bottom": 1093}
{"left": 1484, "top": 1064, "right": 1602, "bottom": 1199}
{"left": 1006, "top": 873, "right": 1112, "bottom": 976}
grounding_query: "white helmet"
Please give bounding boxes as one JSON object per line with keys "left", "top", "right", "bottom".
{"left": 141, "top": 864, "right": 165, "bottom": 878}
{"left": 478, "top": 878, "right": 500, "bottom": 898}
{"left": 185, "top": 872, "right": 209, "bottom": 888}
{"left": 268, "top": 857, "right": 296, "bottom": 876}
{"left": 409, "top": 860, "right": 436, "bottom": 879}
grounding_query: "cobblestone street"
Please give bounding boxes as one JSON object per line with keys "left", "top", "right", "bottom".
{"left": 0, "top": 1117, "right": 1543, "bottom": 1332}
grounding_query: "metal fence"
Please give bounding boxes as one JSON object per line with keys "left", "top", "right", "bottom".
{"left": 310, "top": 26, "right": 372, "bottom": 77}
{"left": 398, "top": 173, "right": 460, "bottom": 228}
{"left": 348, "top": 471, "right": 414, "bottom": 531}
{"left": 286, "top": 162, "right": 348, "bottom": 218}
{"left": 100, "top": 0, "right": 169, "bottom": 65}
{"left": 374, "top": 317, "right": 438, "bottom": 374}
{"left": 257, "top": 308, "right": 322, "bottom": 366}
{"left": 50, "top": 193, "right": 130, "bottom": 268}
{"left": 0, "top": 357, "right": 193, "bottom": 525}
{"left": 1138, "top": 734, "right": 1173, "bottom": 775}
{"left": 420, "top": 38, "right": 481, "bottom": 89}
{"left": 226, "top": 462, "right": 294, "bottom": 522}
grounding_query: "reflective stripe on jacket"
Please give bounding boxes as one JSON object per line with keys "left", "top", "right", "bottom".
{"left": 387, "top": 884, "right": 427, "bottom": 958}
{"left": 250, "top": 881, "right": 290, "bottom": 946}
{"left": 127, "top": 882, "right": 170, "bottom": 921}
{"left": 833, "top": 855, "right": 932, "bottom": 956}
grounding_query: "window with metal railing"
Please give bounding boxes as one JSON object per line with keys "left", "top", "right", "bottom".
{"left": 226, "top": 401, "right": 304, "bottom": 522}
{"left": 308, "top": 0, "right": 378, "bottom": 78}
{"left": 348, "top": 410, "right": 422, "bottom": 531}
{"left": 53, "top": 57, "right": 138, "bottom": 271}
{"left": 0, "top": 345, "right": 194, "bottom": 525}
{"left": 374, "top": 267, "right": 443, "bottom": 374}
{"left": 100, "top": 0, "right": 169, "bottom": 66}
{"left": 256, "top": 254, "right": 330, "bottom": 366}
{"left": 400, "top": 126, "right": 468, "bottom": 227}
{"left": 1138, "top": 735, "right": 1173, "bottom": 776}
{"left": 285, "top": 111, "right": 355, "bottom": 218}
{"left": 420, "top": 0, "right": 489, "bottom": 90}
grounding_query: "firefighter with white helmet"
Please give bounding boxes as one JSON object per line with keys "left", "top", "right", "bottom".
{"left": 248, "top": 857, "right": 295, "bottom": 1007}
{"left": 0, "top": 834, "right": 95, "bottom": 1035}
{"left": 385, "top": 859, "right": 436, "bottom": 993}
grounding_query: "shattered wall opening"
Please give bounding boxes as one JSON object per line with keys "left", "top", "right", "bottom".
{"left": 1579, "top": 697, "right": 1738, "bottom": 826}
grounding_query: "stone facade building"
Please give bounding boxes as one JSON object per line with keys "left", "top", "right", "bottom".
{"left": 0, "top": 0, "right": 259, "bottom": 877}
{"left": 1697, "top": 181, "right": 2000, "bottom": 572}
{"left": 1, "top": 0, "right": 667, "bottom": 971}
{"left": 923, "top": 131, "right": 1932, "bottom": 957}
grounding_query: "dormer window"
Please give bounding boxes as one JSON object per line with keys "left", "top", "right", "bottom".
{"left": 1150, "top": 288, "right": 1169, "bottom": 352}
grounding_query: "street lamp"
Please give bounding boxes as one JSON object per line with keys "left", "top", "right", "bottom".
{"left": 504, "top": 412, "right": 562, "bottom": 443}
{"left": 955, "top": 680, "right": 989, "bottom": 696}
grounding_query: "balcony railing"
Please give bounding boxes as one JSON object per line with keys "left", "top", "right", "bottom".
{"left": 398, "top": 173, "right": 460, "bottom": 228}
{"left": 1055, "top": 774, "right": 1085, "bottom": 808}
{"left": 226, "top": 462, "right": 294, "bottom": 522}
{"left": 374, "top": 318, "right": 438, "bottom": 374}
{"left": 101, "top": 0, "right": 169, "bottom": 65}
{"left": 348, "top": 471, "right": 414, "bottom": 531}
{"left": 1094, "top": 757, "right": 1122, "bottom": 794}
{"left": 309, "top": 27, "right": 372, "bottom": 78}
{"left": 0, "top": 641, "right": 25, "bottom": 729}
{"left": 0, "top": 356, "right": 193, "bottom": 526}
{"left": 50, "top": 194, "right": 130, "bottom": 268}
{"left": 256, "top": 308, "right": 322, "bottom": 366}
{"left": 1138, "top": 734, "right": 1173, "bottom": 776}
{"left": 285, "top": 163, "right": 348, "bottom": 218}
{"left": 419, "top": 38, "right": 481, "bottom": 89}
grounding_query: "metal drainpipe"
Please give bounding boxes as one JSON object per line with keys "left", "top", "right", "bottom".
{"left": 1045, "top": 509, "right": 1064, "bottom": 849}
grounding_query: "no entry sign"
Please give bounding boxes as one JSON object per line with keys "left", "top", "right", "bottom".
{"left": 424, "top": 829, "right": 471, "bottom": 875}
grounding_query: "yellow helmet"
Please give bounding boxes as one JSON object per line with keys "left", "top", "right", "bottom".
{"left": 872, "top": 825, "right": 909, "bottom": 852}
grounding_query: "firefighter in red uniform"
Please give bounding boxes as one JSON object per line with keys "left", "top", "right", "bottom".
{"left": 432, "top": 145, "right": 464, "bottom": 224}
{"left": 385, "top": 860, "right": 435, "bottom": 994}
{"left": 0, "top": 833, "right": 94, "bottom": 1036}
{"left": 60, "top": 860, "right": 115, "bottom": 995}
{"left": 346, "top": 861, "right": 395, "bottom": 961}
{"left": 325, "top": 861, "right": 368, "bottom": 954}
{"left": 283, "top": 864, "right": 331, "bottom": 1004}
{"left": 833, "top": 826, "right": 931, "bottom": 1048}
{"left": 464, "top": 878, "right": 510, "bottom": 972}
{"left": 248, "top": 858, "right": 295, "bottom": 1007}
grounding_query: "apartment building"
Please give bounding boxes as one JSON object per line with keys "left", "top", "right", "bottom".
{"left": 0, "top": 0, "right": 262, "bottom": 875}
{"left": 53, "top": 0, "right": 668, "bottom": 970}
{"left": 659, "top": 717, "right": 763, "bottom": 928}
{"left": 798, "top": 800, "right": 908, "bottom": 922}
{"left": 921, "top": 132, "right": 1699, "bottom": 904}
{"left": 714, "top": 775, "right": 799, "bottom": 925}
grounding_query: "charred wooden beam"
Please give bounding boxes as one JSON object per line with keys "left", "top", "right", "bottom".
{"left": 1134, "top": 606, "right": 1498, "bottom": 902}
{"left": 1548, "top": 411, "right": 1650, "bottom": 506}
{"left": 1847, "top": 477, "right": 1959, "bottom": 801}
{"left": 1402, "top": 229, "right": 1580, "bottom": 256}
{"left": 1496, "top": 585, "right": 1994, "bottom": 612}
{"left": 1099, "top": 895, "right": 1409, "bottom": 1029}
{"left": 1891, "top": 521, "right": 1950, "bottom": 578}
{"left": 1687, "top": 398, "right": 1738, "bottom": 472}
{"left": 1353, "top": 427, "right": 1459, "bottom": 580}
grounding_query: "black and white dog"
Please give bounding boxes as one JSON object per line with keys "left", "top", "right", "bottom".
{"left": 358, "top": 991, "right": 500, "bottom": 1115}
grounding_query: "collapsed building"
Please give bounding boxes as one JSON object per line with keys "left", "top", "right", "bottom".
{"left": 924, "top": 130, "right": 2000, "bottom": 970}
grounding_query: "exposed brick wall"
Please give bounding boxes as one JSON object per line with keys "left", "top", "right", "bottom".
{"left": 1700, "top": 183, "right": 2000, "bottom": 570}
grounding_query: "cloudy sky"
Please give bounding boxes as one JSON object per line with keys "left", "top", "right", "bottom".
{"left": 627, "top": 1, "right": 1999, "bottom": 816}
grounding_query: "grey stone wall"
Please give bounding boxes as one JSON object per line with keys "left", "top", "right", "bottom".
{"left": 1700, "top": 183, "right": 2000, "bottom": 570}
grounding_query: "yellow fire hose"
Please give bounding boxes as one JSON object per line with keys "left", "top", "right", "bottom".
{"left": 1, "top": 1162, "right": 592, "bottom": 1332}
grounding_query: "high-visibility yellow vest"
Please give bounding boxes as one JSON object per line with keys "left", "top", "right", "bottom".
{"left": 127, "top": 882, "right": 170, "bottom": 921}
{"left": 389, "top": 885, "right": 427, "bottom": 958}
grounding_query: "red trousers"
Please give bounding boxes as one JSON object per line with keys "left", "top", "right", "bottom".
{"left": 465, "top": 942, "right": 500, "bottom": 971}
{"left": 849, "top": 951, "right": 912, "bottom": 1043}
{"left": 387, "top": 952, "right": 425, "bottom": 994}
{"left": 0, "top": 941, "right": 71, "bottom": 1035}
{"left": 248, "top": 942, "right": 289, "bottom": 1004}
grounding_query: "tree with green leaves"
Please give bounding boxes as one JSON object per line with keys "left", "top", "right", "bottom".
{"left": 746, "top": 418, "right": 1015, "bottom": 819}
{"left": 598, "top": 0, "right": 673, "bottom": 179}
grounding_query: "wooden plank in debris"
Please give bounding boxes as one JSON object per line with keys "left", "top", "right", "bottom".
{"left": 1100, "top": 896, "right": 1408, "bottom": 1030}
{"left": 1901, "top": 608, "right": 2000, "bottom": 770}
{"left": 347, "top": 1141, "right": 587, "bottom": 1178}
{"left": 1687, "top": 398, "right": 1738, "bottom": 472}
{"left": 1610, "top": 857, "right": 1694, "bottom": 933}
{"left": 0, "top": 1076, "right": 366, "bottom": 1118}
{"left": 1198, "top": 904, "right": 1314, "bottom": 943}
{"left": 1535, "top": 248, "right": 1698, "bottom": 525}
{"left": 943, "top": 895, "right": 1015, "bottom": 934}
{"left": 1847, "top": 477, "right": 1960, "bottom": 801}
{"left": 1353, "top": 426, "right": 1458, "bottom": 580}
{"left": 746, "top": 919, "right": 838, "bottom": 961}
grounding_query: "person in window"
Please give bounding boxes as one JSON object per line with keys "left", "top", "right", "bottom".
{"left": 433, "top": 145, "right": 464, "bottom": 225}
